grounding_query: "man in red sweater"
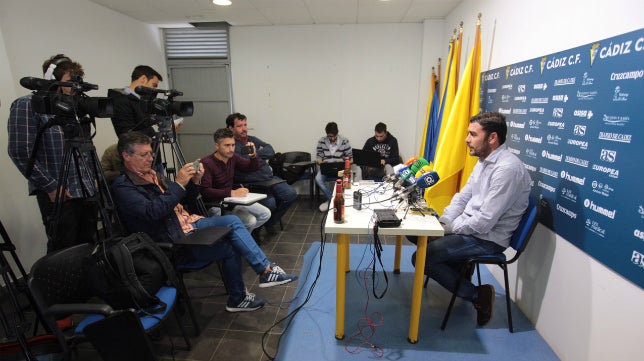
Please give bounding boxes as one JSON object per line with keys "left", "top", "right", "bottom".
{"left": 200, "top": 128, "right": 271, "bottom": 239}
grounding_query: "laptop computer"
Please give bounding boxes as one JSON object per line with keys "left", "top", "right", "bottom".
{"left": 319, "top": 161, "right": 345, "bottom": 177}
{"left": 352, "top": 148, "right": 383, "bottom": 168}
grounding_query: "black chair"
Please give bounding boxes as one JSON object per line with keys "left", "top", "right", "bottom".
{"left": 281, "top": 151, "right": 316, "bottom": 207}
{"left": 439, "top": 195, "right": 540, "bottom": 332}
{"left": 27, "top": 243, "right": 191, "bottom": 360}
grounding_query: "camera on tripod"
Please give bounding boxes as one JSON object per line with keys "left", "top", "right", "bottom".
{"left": 20, "top": 76, "right": 113, "bottom": 118}
{"left": 134, "top": 86, "right": 194, "bottom": 136}
{"left": 135, "top": 86, "right": 194, "bottom": 117}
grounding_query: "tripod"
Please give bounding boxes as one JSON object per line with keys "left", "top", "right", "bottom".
{"left": 152, "top": 115, "right": 209, "bottom": 215}
{"left": 0, "top": 219, "right": 45, "bottom": 361}
{"left": 31, "top": 116, "right": 121, "bottom": 248}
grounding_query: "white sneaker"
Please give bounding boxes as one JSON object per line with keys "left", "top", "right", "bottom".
{"left": 319, "top": 202, "right": 329, "bottom": 212}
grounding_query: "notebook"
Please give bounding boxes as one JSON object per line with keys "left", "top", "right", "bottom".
{"left": 223, "top": 192, "right": 267, "bottom": 205}
{"left": 352, "top": 148, "right": 383, "bottom": 168}
{"left": 319, "top": 161, "right": 345, "bottom": 177}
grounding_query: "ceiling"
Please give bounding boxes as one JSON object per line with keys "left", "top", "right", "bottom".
{"left": 89, "top": 0, "right": 462, "bottom": 26}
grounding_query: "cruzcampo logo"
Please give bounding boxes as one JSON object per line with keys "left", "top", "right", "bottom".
{"left": 505, "top": 65, "right": 511, "bottom": 80}
{"left": 540, "top": 56, "right": 547, "bottom": 74}
{"left": 590, "top": 42, "right": 600, "bottom": 67}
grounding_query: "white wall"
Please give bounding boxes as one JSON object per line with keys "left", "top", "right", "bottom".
{"left": 441, "top": 1, "right": 644, "bottom": 361}
{"left": 0, "top": 0, "right": 166, "bottom": 268}
{"left": 230, "top": 23, "right": 428, "bottom": 159}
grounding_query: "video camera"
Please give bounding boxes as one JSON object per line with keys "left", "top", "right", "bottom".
{"left": 20, "top": 76, "right": 113, "bottom": 118}
{"left": 134, "top": 86, "right": 194, "bottom": 118}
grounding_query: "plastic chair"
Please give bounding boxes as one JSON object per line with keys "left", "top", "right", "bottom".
{"left": 27, "top": 243, "right": 192, "bottom": 360}
{"left": 281, "top": 151, "right": 316, "bottom": 207}
{"left": 439, "top": 195, "right": 540, "bottom": 332}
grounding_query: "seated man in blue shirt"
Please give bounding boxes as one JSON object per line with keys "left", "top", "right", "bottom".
{"left": 227, "top": 113, "right": 297, "bottom": 234}
{"left": 111, "top": 132, "right": 297, "bottom": 312}
{"left": 409, "top": 112, "right": 531, "bottom": 326}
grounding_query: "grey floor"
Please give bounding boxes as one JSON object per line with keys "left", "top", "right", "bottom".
{"left": 1, "top": 196, "right": 403, "bottom": 361}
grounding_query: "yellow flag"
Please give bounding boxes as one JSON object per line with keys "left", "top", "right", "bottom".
{"left": 426, "top": 18, "right": 482, "bottom": 214}
{"left": 459, "top": 18, "right": 482, "bottom": 187}
{"left": 439, "top": 37, "right": 458, "bottom": 130}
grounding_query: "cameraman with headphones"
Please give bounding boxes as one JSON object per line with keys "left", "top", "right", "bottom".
{"left": 7, "top": 54, "right": 98, "bottom": 253}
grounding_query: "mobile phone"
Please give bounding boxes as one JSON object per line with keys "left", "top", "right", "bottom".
{"left": 353, "top": 191, "right": 362, "bottom": 210}
{"left": 192, "top": 160, "right": 200, "bottom": 171}
{"left": 241, "top": 145, "right": 253, "bottom": 155}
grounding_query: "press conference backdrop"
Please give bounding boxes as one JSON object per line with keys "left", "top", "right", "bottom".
{"left": 480, "top": 28, "right": 643, "bottom": 289}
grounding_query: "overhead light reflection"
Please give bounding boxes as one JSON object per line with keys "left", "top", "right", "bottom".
{"left": 213, "top": 0, "right": 232, "bottom": 6}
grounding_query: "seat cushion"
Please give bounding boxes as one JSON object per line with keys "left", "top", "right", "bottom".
{"left": 75, "top": 286, "right": 177, "bottom": 333}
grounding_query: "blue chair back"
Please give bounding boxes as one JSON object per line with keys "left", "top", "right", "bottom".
{"left": 508, "top": 195, "right": 539, "bottom": 254}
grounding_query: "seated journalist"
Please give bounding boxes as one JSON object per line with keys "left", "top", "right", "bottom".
{"left": 227, "top": 112, "right": 296, "bottom": 234}
{"left": 200, "top": 128, "right": 271, "bottom": 235}
{"left": 408, "top": 112, "right": 531, "bottom": 326}
{"left": 110, "top": 132, "right": 298, "bottom": 312}
{"left": 315, "top": 121, "right": 362, "bottom": 212}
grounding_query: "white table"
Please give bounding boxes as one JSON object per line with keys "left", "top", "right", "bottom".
{"left": 323, "top": 183, "right": 444, "bottom": 343}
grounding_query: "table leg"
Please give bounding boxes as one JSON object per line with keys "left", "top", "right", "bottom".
{"left": 408, "top": 235, "right": 427, "bottom": 343}
{"left": 394, "top": 235, "right": 402, "bottom": 274}
{"left": 335, "top": 233, "right": 350, "bottom": 340}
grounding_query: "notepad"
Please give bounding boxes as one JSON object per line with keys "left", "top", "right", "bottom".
{"left": 223, "top": 192, "right": 267, "bottom": 205}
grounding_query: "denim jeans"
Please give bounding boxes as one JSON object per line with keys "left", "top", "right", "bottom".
{"left": 315, "top": 165, "right": 363, "bottom": 200}
{"left": 408, "top": 234, "right": 506, "bottom": 301}
{"left": 228, "top": 203, "right": 271, "bottom": 232}
{"left": 258, "top": 177, "right": 297, "bottom": 227}
{"left": 174, "top": 215, "right": 271, "bottom": 303}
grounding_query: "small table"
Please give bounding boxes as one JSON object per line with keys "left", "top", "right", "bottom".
{"left": 323, "top": 184, "right": 444, "bottom": 343}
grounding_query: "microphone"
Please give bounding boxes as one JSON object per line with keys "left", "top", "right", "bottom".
{"left": 404, "top": 156, "right": 418, "bottom": 166}
{"left": 399, "top": 157, "right": 429, "bottom": 185}
{"left": 397, "top": 171, "right": 440, "bottom": 198}
{"left": 20, "top": 77, "right": 55, "bottom": 91}
{"left": 415, "top": 165, "right": 432, "bottom": 179}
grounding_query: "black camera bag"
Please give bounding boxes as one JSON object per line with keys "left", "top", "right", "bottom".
{"left": 83, "top": 232, "right": 177, "bottom": 312}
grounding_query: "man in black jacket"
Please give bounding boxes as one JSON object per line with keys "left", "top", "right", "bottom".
{"left": 109, "top": 65, "right": 163, "bottom": 138}
{"left": 109, "top": 65, "right": 167, "bottom": 173}
{"left": 362, "top": 122, "right": 399, "bottom": 179}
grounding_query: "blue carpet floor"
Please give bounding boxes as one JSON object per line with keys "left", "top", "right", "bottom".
{"left": 276, "top": 242, "right": 560, "bottom": 361}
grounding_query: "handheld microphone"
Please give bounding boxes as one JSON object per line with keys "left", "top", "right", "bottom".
{"left": 20, "top": 77, "right": 55, "bottom": 91}
{"left": 409, "top": 158, "right": 430, "bottom": 174}
{"left": 397, "top": 171, "right": 440, "bottom": 197}
{"left": 399, "top": 157, "right": 429, "bottom": 185}
{"left": 404, "top": 156, "right": 418, "bottom": 166}
{"left": 415, "top": 165, "right": 432, "bottom": 179}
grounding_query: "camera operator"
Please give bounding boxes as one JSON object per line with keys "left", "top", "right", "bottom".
{"left": 7, "top": 54, "right": 98, "bottom": 253}
{"left": 109, "top": 65, "right": 163, "bottom": 138}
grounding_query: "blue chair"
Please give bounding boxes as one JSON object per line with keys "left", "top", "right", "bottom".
{"left": 27, "top": 243, "right": 192, "bottom": 360}
{"left": 440, "top": 195, "right": 540, "bottom": 332}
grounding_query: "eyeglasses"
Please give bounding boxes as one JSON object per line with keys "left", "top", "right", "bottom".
{"left": 327, "top": 134, "right": 338, "bottom": 140}
{"left": 133, "top": 151, "right": 154, "bottom": 159}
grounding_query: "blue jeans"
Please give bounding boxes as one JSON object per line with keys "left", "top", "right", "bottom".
{"left": 408, "top": 234, "right": 506, "bottom": 302}
{"left": 212, "top": 203, "right": 271, "bottom": 232}
{"left": 258, "top": 177, "right": 297, "bottom": 227}
{"left": 315, "top": 165, "right": 362, "bottom": 200}
{"left": 175, "top": 215, "right": 270, "bottom": 303}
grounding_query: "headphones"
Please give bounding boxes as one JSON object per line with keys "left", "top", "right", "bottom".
{"left": 44, "top": 56, "right": 71, "bottom": 80}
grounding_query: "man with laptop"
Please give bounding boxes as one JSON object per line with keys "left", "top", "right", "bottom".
{"left": 315, "top": 122, "right": 362, "bottom": 212}
{"left": 359, "top": 122, "right": 400, "bottom": 179}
